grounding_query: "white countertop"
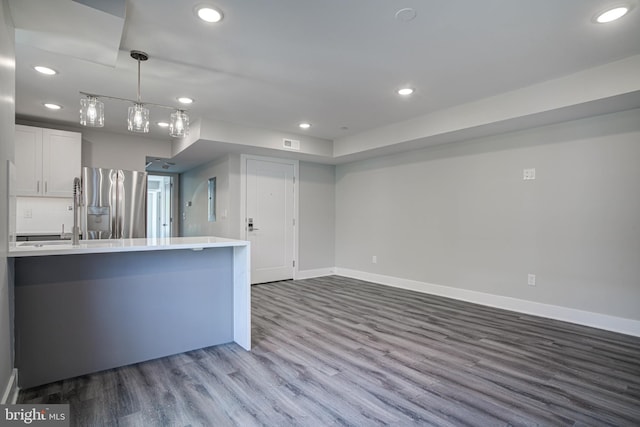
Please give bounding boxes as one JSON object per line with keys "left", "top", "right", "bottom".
{"left": 8, "top": 236, "right": 249, "bottom": 257}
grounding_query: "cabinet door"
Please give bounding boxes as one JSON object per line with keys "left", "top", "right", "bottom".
{"left": 14, "top": 125, "right": 43, "bottom": 196}
{"left": 42, "top": 129, "right": 82, "bottom": 197}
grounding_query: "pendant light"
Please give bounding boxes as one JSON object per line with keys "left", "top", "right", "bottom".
{"left": 127, "top": 51, "right": 150, "bottom": 133}
{"left": 169, "top": 109, "right": 189, "bottom": 137}
{"left": 79, "top": 50, "right": 190, "bottom": 137}
{"left": 128, "top": 103, "right": 150, "bottom": 133}
{"left": 79, "top": 96, "right": 104, "bottom": 127}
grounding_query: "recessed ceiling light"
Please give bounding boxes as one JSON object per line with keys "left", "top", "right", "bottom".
{"left": 397, "top": 87, "right": 414, "bottom": 96}
{"left": 44, "top": 103, "right": 62, "bottom": 110}
{"left": 34, "top": 66, "right": 57, "bottom": 75}
{"left": 177, "top": 97, "right": 194, "bottom": 104}
{"left": 157, "top": 122, "right": 169, "bottom": 128}
{"left": 594, "top": 5, "right": 632, "bottom": 23}
{"left": 299, "top": 123, "right": 311, "bottom": 129}
{"left": 197, "top": 6, "right": 223, "bottom": 23}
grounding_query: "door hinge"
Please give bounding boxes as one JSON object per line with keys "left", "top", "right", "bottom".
{"left": 293, "top": 176, "right": 296, "bottom": 184}
{"left": 293, "top": 260, "right": 296, "bottom": 267}
{"left": 293, "top": 218, "right": 295, "bottom": 226}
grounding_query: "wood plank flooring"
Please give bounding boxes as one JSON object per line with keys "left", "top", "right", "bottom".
{"left": 19, "top": 276, "right": 640, "bottom": 426}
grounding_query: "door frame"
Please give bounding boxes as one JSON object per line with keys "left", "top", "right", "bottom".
{"left": 240, "top": 154, "right": 299, "bottom": 280}
{"left": 146, "top": 172, "right": 180, "bottom": 237}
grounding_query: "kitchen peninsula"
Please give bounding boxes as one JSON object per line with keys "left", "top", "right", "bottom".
{"left": 9, "top": 236, "right": 250, "bottom": 388}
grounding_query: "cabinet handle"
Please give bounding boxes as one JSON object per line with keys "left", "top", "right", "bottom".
{"left": 37, "top": 181, "right": 40, "bottom": 193}
{"left": 45, "top": 181, "right": 48, "bottom": 193}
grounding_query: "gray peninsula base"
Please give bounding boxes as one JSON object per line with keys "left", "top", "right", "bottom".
{"left": 13, "top": 247, "right": 235, "bottom": 388}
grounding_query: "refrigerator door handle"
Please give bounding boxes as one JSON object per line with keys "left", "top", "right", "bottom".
{"left": 82, "top": 167, "right": 147, "bottom": 240}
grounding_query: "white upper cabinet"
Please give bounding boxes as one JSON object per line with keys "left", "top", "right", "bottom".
{"left": 14, "top": 125, "right": 42, "bottom": 196}
{"left": 15, "top": 125, "right": 82, "bottom": 197}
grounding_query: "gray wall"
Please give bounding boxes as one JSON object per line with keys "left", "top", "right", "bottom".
{"left": 180, "top": 154, "right": 241, "bottom": 239}
{"left": 180, "top": 157, "right": 336, "bottom": 272}
{"left": 299, "top": 162, "right": 335, "bottom": 271}
{"left": 335, "top": 108, "right": 640, "bottom": 320}
{"left": 0, "top": 0, "right": 15, "bottom": 397}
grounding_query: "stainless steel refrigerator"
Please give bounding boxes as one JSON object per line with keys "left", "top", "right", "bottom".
{"left": 81, "top": 167, "right": 147, "bottom": 239}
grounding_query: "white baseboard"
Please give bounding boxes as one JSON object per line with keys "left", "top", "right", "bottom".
{"left": 295, "top": 267, "right": 336, "bottom": 280}
{"left": 335, "top": 268, "right": 640, "bottom": 338}
{"left": 1, "top": 369, "right": 19, "bottom": 404}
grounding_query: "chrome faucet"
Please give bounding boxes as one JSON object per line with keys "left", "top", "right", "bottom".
{"left": 72, "top": 177, "right": 81, "bottom": 246}
{"left": 60, "top": 224, "right": 72, "bottom": 240}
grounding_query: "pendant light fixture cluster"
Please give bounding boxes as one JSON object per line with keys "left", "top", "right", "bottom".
{"left": 79, "top": 50, "right": 189, "bottom": 137}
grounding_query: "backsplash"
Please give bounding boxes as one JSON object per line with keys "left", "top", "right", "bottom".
{"left": 16, "top": 196, "right": 74, "bottom": 235}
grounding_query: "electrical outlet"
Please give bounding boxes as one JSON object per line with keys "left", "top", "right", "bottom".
{"left": 372, "top": 255, "right": 377, "bottom": 264}
{"left": 23, "top": 209, "right": 32, "bottom": 219}
{"left": 523, "top": 168, "right": 536, "bottom": 180}
{"left": 528, "top": 274, "right": 536, "bottom": 286}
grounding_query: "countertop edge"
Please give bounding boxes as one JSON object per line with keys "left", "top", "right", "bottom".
{"left": 8, "top": 237, "right": 250, "bottom": 258}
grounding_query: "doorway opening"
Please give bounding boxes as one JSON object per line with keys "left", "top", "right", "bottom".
{"left": 147, "top": 174, "right": 173, "bottom": 238}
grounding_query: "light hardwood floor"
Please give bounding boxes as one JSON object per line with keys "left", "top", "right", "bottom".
{"left": 19, "top": 276, "right": 640, "bottom": 426}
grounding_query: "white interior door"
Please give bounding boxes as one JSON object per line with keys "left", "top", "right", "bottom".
{"left": 246, "top": 158, "right": 295, "bottom": 284}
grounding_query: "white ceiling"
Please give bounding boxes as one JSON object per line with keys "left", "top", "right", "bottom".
{"left": 9, "top": 0, "right": 640, "bottom": 169}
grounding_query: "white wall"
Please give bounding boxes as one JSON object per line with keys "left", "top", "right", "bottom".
{"left": 13, "top": 122, "right": 172, "bottom": 173}
{"left": 0, "top": 0, "right": 15, "bottom": 400}
{"left": 173, "top": 117, "right": 334, "bottom": 163}
{"left": 81, "top": 128, "right": 171, "bottom": 171}
{"left": 15, "top": 197, "right": 73, "bottom": 235}
{"left": 335, "top": 108, "right": 640, "bottom": 321}
{"left": 299, "top": 162, "right": 335, "bottom": 272}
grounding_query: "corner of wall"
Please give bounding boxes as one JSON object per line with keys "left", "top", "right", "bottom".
{"left": 1, "top": 368, "right": 18, "bottom": 404}
{"left": 1, "top": 0, "right": 17, "bottom": 404}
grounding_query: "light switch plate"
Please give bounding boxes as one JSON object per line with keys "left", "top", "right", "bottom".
{"left": 523, "top": 168, "right": 536, "bottom": 180}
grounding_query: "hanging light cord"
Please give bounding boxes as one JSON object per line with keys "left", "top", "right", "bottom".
{"left": 136, "top": 55, "right": 141, "bottom": 103}
{"left": 80, "top": 50, "right": 187, "bottom": 112}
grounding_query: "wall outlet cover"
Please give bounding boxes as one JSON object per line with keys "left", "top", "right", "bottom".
{"left": 523, "top": 168, "right": 536, "bottom": 180}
